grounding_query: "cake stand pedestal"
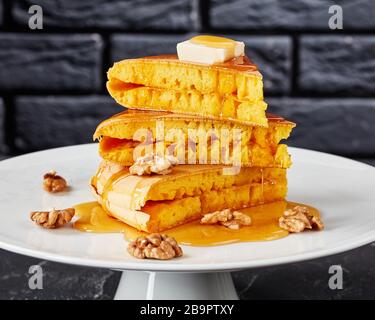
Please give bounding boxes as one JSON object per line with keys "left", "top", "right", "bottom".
{"left": 114, "top": 271, "right": 239, "bottom": 300}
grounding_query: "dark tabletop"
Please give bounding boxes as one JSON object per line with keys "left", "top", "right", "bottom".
{"left": 1, "top": 159, "right": 374, "bottom": 300}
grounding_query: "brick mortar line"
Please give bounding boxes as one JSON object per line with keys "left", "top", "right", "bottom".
{"left": 0, "top": 26, "right": 192, "bottom": 34}
{"left": 197, "top": 0, "right": 209, "bottom": 32}
{"left": 1, "top": 0, "right": 13, "bottom": 27}
{"left": 99, "top": 34, "right": 110, "bottom": 91}
{"left": 1, "top": 95, "right": 15, "bottom": 155}
{"left": 290, "top": 35, "right": 299, "bottom": 97}
{"left": 0, "top": 89, "right": 106, "bottom": 96}
{"left": 201, "top": 29, "right": 375, "bottom": 35}
{"left": 1, "top": 28, "right": 375, "bottom": 35}
{"left": 2, "top": 92, "right": 375, "bottom": 99}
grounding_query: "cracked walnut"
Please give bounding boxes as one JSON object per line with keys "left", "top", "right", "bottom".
{"left": 30, "top": 208, "right": 75, "bottom": 229}
{"left": 43, "top": 170, "right": 67, "bottom": 193}
{"left": 129, "top": 154, "right": 178, "bottom": 176}
{"left": 200, "top": 208, "right": 252, "bottom": 230}
{"left": 127, "top": 233, "right": 183, "bottom": 260}
{"left": 279, "top": 205, "right": 324, "bottom": 233}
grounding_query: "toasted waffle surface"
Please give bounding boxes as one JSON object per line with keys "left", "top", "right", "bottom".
{"left": 91, "top": 161, "right": 287, "bottom": 232}
{"left": 107, "top": 55, "right": 267, "bottom": 126}
{"left": 94, "top": 111, "right": 295, "bottom": 168}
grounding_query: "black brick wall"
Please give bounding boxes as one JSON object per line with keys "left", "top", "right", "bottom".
{"left": 14, "top": 95, "right": 122, "bottom": 152}
{"left": 299, "top": 35, "right": 375, "bottom": 95}
{"left": 210, "top": 0, "right": 375, "bottom": 30}
{"left": 0, "top": 33, "right": 103, "bottom": 91}
{"left": 12, "top": 0, "right": 198, "bottom": 30}
{"left": 0, "top": 97, "right": 5, "bottom": 154}
{"left": 0, "top": 0, "right": 374, "bottom": 158}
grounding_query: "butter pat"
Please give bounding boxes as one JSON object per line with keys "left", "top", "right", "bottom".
{"left": 177, "top": 35, "right": 245, "bottom": 64}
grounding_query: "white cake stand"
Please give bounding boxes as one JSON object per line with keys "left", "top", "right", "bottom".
{"left": 0, "top": 144, "right": 375, "bottom": 300}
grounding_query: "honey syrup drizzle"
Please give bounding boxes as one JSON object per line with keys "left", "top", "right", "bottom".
{"left": 261, "top": 168, "right": 264, "bottom": 202}
{"left": 190, "top": 35, "right": 237, "bottom": 49}
{"left": 190, "top": 35, "right": 237, "bottom": 60}
{"left": 73, "top": 200, "right": 321, "bottom": 246}
{"left": 100, "top": 168, "right": 130, "bottom": 212}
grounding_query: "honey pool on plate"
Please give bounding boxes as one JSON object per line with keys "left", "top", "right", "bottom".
{"left": 73, "top": 201, "right": 320, "bottom": 246}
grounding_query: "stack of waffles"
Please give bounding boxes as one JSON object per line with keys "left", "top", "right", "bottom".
{"left": 91, "top": 36, "right": 295, "bottom": 233}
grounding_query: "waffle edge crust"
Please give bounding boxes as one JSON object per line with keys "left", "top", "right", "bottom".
{"left": 91, "top": 162, "right": 287, "bottom": 233}
{"left": 94, "top": 111, "right": 295, "bottom": 169}
{"left": 107, "top": 55, "right": 268, "bottom": 126}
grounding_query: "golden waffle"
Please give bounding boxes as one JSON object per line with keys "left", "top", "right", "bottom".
{"left": 107, "top": 55, "right": 267, "bottom": 126}
{"left": 91, "top": 161, "right": 287, "bottom": 233}
{"left": 94, "top": 111, "right": 295, "bottom": 168}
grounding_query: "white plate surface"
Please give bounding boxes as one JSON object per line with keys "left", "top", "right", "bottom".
{"left": 0, "top": 144, "right": 374, "bottom": 272}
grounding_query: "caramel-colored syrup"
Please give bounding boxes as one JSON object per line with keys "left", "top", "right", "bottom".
{"left": 73, "top": 201, "right": 321, "bottom": 246}
{"left": 99, "top": 167, "right": 130, "bottom": 213}
{"left": 142, "top": 55, "right": 258, "bottom": 73}
{"left": 73, "top": 201, "right": 128, "bottom": 233}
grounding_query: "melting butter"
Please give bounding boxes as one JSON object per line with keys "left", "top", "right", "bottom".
{"left": 177, "top": 35, "right": 245, "bottom": 64}
{"left": 190, "top": 35, "right": 237, "bottom": 49}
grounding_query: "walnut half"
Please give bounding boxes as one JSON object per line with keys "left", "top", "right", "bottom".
{"left": 30, "top": 208, "right": 75, "bottom": 229}
{"left": 43, "top": 170, "right": 67, "bottom": 193}
{"left": 200, "top": 208, "right": 252, "bottom": 230}
{"left": 129, "top": 154, "right": 178, "bottom": 176}
{"left": 279, "top": 205, "right": 324, "bottom": 233}
{"left": 127, "top": 233, "right": 183, "bottom": 260}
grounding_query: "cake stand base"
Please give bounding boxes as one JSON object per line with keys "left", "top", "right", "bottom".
{"left": 114, "top": 271, "right": 239, "bottom": 300}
